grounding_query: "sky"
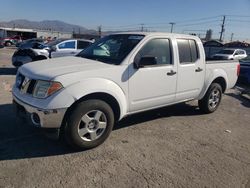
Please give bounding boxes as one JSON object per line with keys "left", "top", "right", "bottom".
{"left": 1, "top": 0, "right": 250, "bottom": 41}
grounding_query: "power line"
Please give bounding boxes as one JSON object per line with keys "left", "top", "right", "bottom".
{"left": 176, "top": 19, "right": 221, "bottom": 27}
{"left": 227, "top": 19, "right": 250, "bottom": 23}
{"left": 102, "top": 15, "right": 222, "bottom": 30}
{"left": 175, "top": 15, "right": 222, "bottom": 24}
{"left": 103, "top": 20, "right": 220, "bottom": 32}
{"left": 100, "top": 15, "right": 250, "bottom": 41}
{"left": 226, "top": 14, "right": 250, "bottom": 18}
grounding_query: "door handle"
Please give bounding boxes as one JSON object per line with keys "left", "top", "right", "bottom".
{"left": 70, "top": 52, "right": 76, "bottom": 54}
{"left": 195, "top": 67, "right": 203, "bottom": 72}
{"left": 167, "top": 70, "right": 177, "bottom": 76}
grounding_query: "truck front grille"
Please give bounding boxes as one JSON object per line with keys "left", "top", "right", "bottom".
{"left": 16, "top": 73, "right": 36, "bottom": 95}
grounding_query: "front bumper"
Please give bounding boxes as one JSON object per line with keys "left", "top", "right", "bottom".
{"left": 13, "top": 95, "right": 67, "bottom": 128}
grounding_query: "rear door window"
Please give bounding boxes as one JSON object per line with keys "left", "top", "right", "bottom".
{"left": 239, "top": 50, "right": 245, "bottom": 55}
{"left": 189, "top": 40, "right": 199, "bottom": 62}
{"left": 177, "top": 39, "right": 199, "bottom": 64}
{"left": 77, "top": 41, "right": 91, "bottom": 49}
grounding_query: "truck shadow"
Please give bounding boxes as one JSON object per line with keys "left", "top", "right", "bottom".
{"left": 0, "top": 102, "right": 202, "bottom": 161}
{"left": 0, "top": 67, "right": 17, "bottom": 75}
{"left": 225, "top": 93, "right": 250, "bottom": 108}
{"left": 115, "top": 103, "right": 202, "bottom": 130}
{"left": 0, "top": 104, "right": 73, "bottom": 161}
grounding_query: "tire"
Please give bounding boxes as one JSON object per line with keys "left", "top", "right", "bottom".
{"left": 5, "top": 42, "right": 11, "bottom": 47}
{"left": 198, "top": 83, "right": 222, "bottom": 114}
{"left": 64, "top": 99, "right": 114, "bottom": 150}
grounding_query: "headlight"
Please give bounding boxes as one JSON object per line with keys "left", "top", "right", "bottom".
{"left": 33, "top": 80, "right": 63, "bottom": 98}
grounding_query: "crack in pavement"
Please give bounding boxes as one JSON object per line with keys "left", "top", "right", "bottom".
{"left": 125, "top": 161, "right": 150, "bottom": 188}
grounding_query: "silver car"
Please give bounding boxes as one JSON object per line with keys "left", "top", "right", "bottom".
{"left": 50, "top": 39, "right": 93, "bottom": 58}
{"left": 12, "top": 39, "right": 93, "bottom": 67}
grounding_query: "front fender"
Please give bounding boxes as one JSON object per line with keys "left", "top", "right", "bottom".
{"left": 63, "top": 78, "right": 128, "bottom": 120}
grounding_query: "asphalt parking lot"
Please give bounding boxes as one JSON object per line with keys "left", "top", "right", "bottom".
{"left": 0, "top": 47, "right": 250, "bottom": 188}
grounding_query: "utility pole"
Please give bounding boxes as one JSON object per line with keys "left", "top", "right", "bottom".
{"left": 169, "top": 22, "right": 175, "bottom": 33}
{"left": 219, "top": 15, "right": 226, "bottom": 42}
{"left": 140, "top": 24, "right": 144, "bottom": 32}
{"left": 230, "top": 33, "right": 234, "bottom": 42}
{"left": 98, "top": 25, "right": 102, "bottom": 38}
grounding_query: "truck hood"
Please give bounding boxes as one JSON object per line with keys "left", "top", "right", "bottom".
{"left": 19, "top": 56, "right": 115, "bottom": 81}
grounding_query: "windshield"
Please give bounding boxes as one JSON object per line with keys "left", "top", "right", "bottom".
{"left": 77, "top": 34, "right": 144, "bottom": 65}
{"left": 218, "top": 49, "right": 235, "bottom": 55}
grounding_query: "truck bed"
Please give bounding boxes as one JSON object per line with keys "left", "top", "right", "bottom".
{"left": 205, "top": 59, "right": 239, "bottom": 90}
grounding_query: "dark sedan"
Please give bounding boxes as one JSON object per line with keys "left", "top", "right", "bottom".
{"left": 239, "top": 55, "right": 250, "bottom": 84}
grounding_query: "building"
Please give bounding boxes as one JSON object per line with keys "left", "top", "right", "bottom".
{"left": 37, "top": 30, "right": 72, "bottom": 39}
{"left": 0, "top": 27, "right": 72, "bottom": 39}
{"left": 0, "top": 27, "right": 36, "bottom": 39}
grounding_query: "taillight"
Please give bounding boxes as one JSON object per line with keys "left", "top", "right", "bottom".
{"left": 237, "top": 63, "right": 240, "bottom": 76}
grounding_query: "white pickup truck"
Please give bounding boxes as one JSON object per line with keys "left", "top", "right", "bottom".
{"left": 12, "top": 32, "right": 240, "bottom": 149}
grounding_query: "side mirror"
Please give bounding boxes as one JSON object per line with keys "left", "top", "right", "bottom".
{"left": 234, "top": 53, "right": 239, "bottom": 56}
{"left": 134, "top": 56, "right": 157, "bottom": 69}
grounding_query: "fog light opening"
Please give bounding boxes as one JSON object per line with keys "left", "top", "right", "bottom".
{"left": 31, "top": 113, "right": 40, "bottom": 126}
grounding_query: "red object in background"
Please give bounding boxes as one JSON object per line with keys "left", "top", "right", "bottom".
{"left": 237, "top": 63, "right": 240, "bottom": 76}
{"left": 0, "top": 35, "right": 25, "bottom": 46}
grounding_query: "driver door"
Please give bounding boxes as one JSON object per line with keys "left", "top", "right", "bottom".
{"left": 128, "top": 38, "right": 177, "bottom": 112}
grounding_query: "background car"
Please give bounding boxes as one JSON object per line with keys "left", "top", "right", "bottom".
{"left": 212, "top": 48, "right": 247, "bottom": 60}
{"left": 49, "top": 39, "right": 93, "bottom": 58}
{"left": 12, "top": 42, "right": 49, "bottom": 67}
{"left": 238, "top": 55, "right": 250, "bottom": 84}
{"left": 16, "top": 38, "right": 44, "bottom": 48}
{"left": 0, "top": 35, "right": 24, "bottom": 46}
{"left": 12, "top": 39, "right": 93, "bottom": 67}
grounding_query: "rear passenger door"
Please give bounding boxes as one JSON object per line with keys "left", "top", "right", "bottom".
{"left": 176, "top": 38, "right": 205, "bottom": 101}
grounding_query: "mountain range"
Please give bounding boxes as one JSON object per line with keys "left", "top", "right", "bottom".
{"left": 0, "top": 19, "right": 97, "bottom": 34}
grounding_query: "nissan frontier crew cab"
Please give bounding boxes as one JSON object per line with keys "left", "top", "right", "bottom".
{"left": 12, "top": 32, "right": 240, "bottom": 149}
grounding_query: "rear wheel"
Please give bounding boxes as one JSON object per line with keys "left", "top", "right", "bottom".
{"left": 64, "top": 99, "right": 114, "bottom": 150}
{"left": 5, "top": 41, "right": 11, "bottom": 46}
{"left": 198, "top": 83, "right": 222, "bottom": 113}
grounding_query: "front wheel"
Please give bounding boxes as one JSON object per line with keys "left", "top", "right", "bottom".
{"left": 64, "top": 99, "right": 114, "bottom": 150}
{"left": 198, "top": 83, "right": 222, "bottom": 113}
